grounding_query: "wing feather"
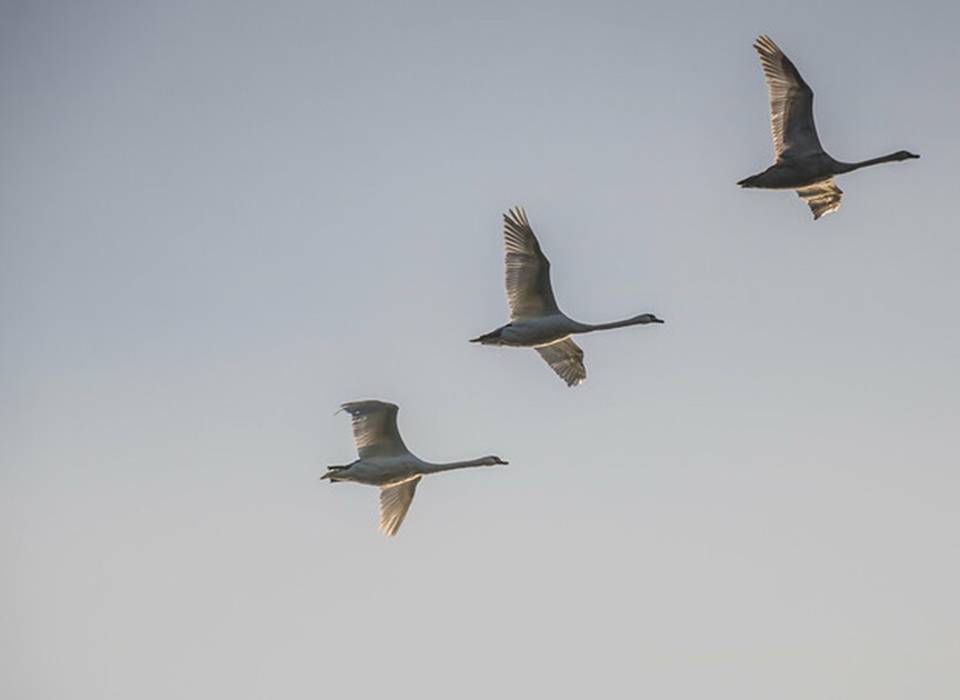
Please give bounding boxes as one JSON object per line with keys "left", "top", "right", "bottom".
{"left": 340, "top": 400, "right": 408, "bottom": 458}
{"left": 796, "top": 179, "right": 843, "bottom": 219}
{"left": 379, "top": 478, "right": 420, "bottom": 536}
{"left": 753, "top": 35, "right": 824, "bottom": 159}
{"left": 503, "top": 207, "right": 559, "bottom": 320}
{"left": 535, "top": 338, "right": 586, "bottom": 387}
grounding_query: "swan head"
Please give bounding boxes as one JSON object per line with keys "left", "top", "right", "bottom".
{"left": 480, "top": 455, "right": 509, "bottom": 466}
{"left": 894, "top": 150, "right": 920, "bottom": 160}
{"left": 632, "top": 313, "right": 665, "bottom": 325}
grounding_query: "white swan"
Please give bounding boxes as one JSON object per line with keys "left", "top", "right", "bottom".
{"left": 471, "top": 207, "right": 663, "bottom": 386}
{"left": 322, "top": 400, "right": 507, "bottom": 536}
{"left": 738, "top": 35, "right": 918, "bottom": 219}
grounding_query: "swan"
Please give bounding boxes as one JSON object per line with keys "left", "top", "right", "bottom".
{"left": 321, "top": 400, "right": 507, "bottom": 536}
{"left": 738, "top": 35, "right": 919, "bottom": 219}
{"left": 471, "top": 207, "right": 663, "bottom": 386}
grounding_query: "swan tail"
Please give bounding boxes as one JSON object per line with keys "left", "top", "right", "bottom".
{"left": 469, "top": 326, "right": 507, "bottom": 345}
{"left": 321, "top": 464, "right": 352, "bottom": 481}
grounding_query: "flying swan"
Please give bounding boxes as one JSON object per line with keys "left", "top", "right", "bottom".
{"left": 322, "top": 400, "right": 507, "bottom": 536}
{"left": 471, "top": 207, "right": 663, "bottom": 386}
{"left": 738, "top": 35, "right": 918, "bottom": 219}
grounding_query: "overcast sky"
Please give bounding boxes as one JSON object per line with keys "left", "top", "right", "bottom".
{"left": 3, "top": 1, "right": 959, "bottom": 698}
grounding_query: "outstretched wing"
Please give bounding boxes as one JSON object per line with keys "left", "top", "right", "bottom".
{"left": 379, "top": 477, "right": 421, "bottom": 536}
{"left": 796, "top": 179, "right": 843, "bottom": 219}
{"left": 535, "top": 338, "right": 586, "bottom": 387}
{"left": 753, "top": 35, "right": 824, "bottom": 160}
{"left": 503, "top": 207, "right": 560, "bottom": 320}
{"left": 340, "top": 400, "right": 408, "bottom": 458}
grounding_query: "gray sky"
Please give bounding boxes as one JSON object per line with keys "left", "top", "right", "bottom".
{"left": 3, "top": 1, "right": 959, "bottom": 698}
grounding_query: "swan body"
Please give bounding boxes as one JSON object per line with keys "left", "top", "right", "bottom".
{"left": 474, "top": 314, "right": 583, "bottom": 347}
{"left": 739, "top": 153, "right": 839, "bottom": 190}
{"left": 471, "top": 207, "right": 663, "bottom": 386}
{"left": 739, "top": 35, "right": 918, "bottom": 219}
{"left": 322, "top": 400, "right": 507, "bottom": 536}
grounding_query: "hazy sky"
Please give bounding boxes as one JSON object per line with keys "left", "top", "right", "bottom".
{"left": 3, "top": 1, "right": 959, "bottom": 698}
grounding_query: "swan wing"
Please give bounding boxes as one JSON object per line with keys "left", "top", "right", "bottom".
{"left": 535, "top": 338, "right": 586, "bottom": 387}
{"left": 796, "top": 179, "right": 843, "bottom": 219}
{"left": 379, "top": 477, "right": 420, "bottom": 536}
{"left": 503, "top": 207, "right": 560, "bottom": 320}
{"left": 753, "top": 35, "right": 824, "bottom": 160}
{"left": 340, "top": 400, "right": 409, "bottom": 459}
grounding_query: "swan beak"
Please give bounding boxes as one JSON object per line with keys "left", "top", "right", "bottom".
{"left": 653, "top": 318, "right": 665, "bottom": 324}
{"left": 907, "top": 152, "right": 920, "bottom": 159}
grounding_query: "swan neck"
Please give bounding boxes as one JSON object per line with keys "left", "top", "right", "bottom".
{"left": 580, "top": 317, "right": 644, "bottom": 333}
{"left": 421, "top": 458, "right": 490, "bottom": 474}
{"left": 834, "top": 153, "right": 904, "bottom": 173}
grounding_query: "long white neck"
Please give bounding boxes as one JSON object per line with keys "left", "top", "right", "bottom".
{"left": 575, "top": 317, "right": 649, "bottom": 333}
{"left": 833, "top": 152, "right": 908, "bottom": 174}
{"left": 420, "top": 458, "right": 494, "bottom": 474}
